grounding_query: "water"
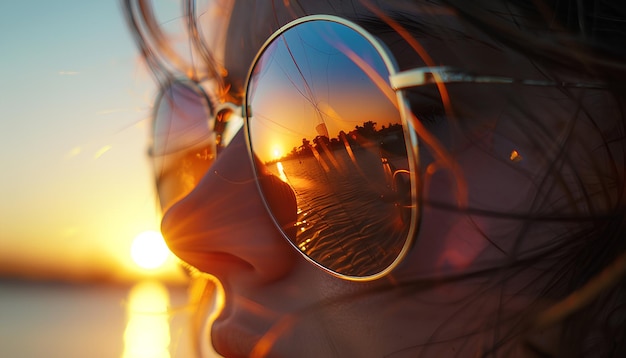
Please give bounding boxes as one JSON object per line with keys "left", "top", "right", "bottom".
{"left": 0, "top": 279, "right": 200, "bottom": 358}
{"left": 266, "top": 145, "right": 413, "bottom": 277}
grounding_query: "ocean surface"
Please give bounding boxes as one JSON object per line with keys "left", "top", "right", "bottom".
{"left": 0, "top": 279, "right": 205, "bottom": 358}
{"left": 267, "top": 146, "right": 412, "bottom": 277}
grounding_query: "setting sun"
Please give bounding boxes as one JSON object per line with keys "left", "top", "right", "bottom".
{"left": 130, "top": 231, "right": 170, "bottom": 270}
{"left": 272, "top": 146, "right": 283, "bottom": 160}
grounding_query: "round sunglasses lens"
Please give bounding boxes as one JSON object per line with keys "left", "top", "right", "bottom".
{"left": 246, "top": 20, "right": 415, "bottom": 277}
{"left": 151, "top": 80, "right": 215, "bottom": 211}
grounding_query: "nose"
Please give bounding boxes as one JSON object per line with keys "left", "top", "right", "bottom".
{"left": 160, "top": 131, "right": 299, "bottom": 283}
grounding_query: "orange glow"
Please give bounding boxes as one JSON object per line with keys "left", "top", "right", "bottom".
{"left": 510, "top": 150, "right": 523, "bottom": 162}
{"left": 122, "top": 281, "right": 171, "bottom": 358}
{"left": 272, "top": 146, "right": 283, "bottom": 160}
{"left": 130, "top": 231, "right": 171, "bottom": 270}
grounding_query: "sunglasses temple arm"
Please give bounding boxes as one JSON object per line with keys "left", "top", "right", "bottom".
{"left": 389, "top": 66, "right": 607, "bottom": 90}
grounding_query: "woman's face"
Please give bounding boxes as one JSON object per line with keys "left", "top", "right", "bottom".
{"left": 160, "top": 1, "right": 615, "bottom": 356}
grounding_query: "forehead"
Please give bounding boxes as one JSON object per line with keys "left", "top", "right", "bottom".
{"left": 206, "top": 0, "right": 538, "bottom": 96}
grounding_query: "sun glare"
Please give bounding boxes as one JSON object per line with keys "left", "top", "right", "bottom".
{"left": 131, "top": 231, "right": 170, "bottom": 270}
{"left": 272, "top": 146, "right": 283, "bottom": 160}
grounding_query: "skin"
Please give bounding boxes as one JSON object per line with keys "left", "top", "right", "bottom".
{"left": 160, "top": 1, "right": 618, "bottom": 356}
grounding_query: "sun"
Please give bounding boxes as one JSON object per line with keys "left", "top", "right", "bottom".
{"left": 271, "top": 145, "right": 283, "bottom": 160}
{"left": 130, "top": 230, "right": 170, "bottom": 270}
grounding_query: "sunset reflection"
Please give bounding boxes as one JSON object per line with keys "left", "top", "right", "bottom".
{"left": 276, "top": 162, "right": 288, "bottom": 183}
{"left": 244, "top": 19, "right": 416, "bottom": 277}
{"left": 123, "top": 281, "right": 171, "bottom": 358}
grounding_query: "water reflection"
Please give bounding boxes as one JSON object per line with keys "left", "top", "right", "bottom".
{"left": 264, "top": 148, "right": 411, "bottom": 276}
{"left": 122, "top": 281, "right": 171, "bottom": 358}
{"left": 246, "top": 20, "right": 416, "bottom": 277}
{"left": 276, "top": 161, "right": 288, "bottom": 183}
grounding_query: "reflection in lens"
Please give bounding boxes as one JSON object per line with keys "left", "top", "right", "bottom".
{"left": 247, "top": 20, "right": 415, "bottom": 277}
{"left": 151, "top": 80, "right": 216, "bottom": 211}
{"left": 152, "top": 80, "right": 214, "bottom": 157}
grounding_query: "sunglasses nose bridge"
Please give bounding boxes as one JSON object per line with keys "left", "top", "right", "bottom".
{"left": 212, "top": 102, "right": 244, "bottom": 154}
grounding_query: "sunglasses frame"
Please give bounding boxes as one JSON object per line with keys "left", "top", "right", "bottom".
{"left": 151, "top": 14, "right": 609, "bottom": 281}
{"left": 241, "top": 15, "right": 422, "bottom": 281}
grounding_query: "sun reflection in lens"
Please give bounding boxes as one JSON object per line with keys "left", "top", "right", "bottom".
{"left": 272, "top": 146, "right": 283, "bottom": 160}
{"left": 122, "top": 281, "right": 171, "bottom": 358}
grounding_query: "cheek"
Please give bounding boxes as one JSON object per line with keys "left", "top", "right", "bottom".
{"left": 460, "top": 136, "right": 539, "bottom": 212}
{"left": 405, "top": 134, "right": 542, "bottom": 276}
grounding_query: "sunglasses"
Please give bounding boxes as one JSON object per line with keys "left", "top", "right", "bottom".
{"left": 151, "top": 15, "right": 606, "bottom": 280}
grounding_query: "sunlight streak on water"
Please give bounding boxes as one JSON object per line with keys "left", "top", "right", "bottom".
{"left": 122, "top": 281, "right": 171, "bottom": 358}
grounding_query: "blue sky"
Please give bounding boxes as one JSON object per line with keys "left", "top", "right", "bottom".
{"left": 0, "top": 0, "right": 185, "bottom": 282}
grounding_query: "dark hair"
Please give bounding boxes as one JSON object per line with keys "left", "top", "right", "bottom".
{"left": 440, "top": 1, "right": 626, "bottom": 356}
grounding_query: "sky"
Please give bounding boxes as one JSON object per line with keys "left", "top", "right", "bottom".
{"left": 0, "top": 1, "right": 186, "bottom": 283}
{"left": 248, "top": 23, "right": 401, "bottom": 163}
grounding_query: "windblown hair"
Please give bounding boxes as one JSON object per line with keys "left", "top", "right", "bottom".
{"left": 438, "top": 1, "right": 626, "bottom": 356}
{"left": 123, "top": 0, "right": 626, "bottom": 356}
{"left": 121, "top": 0, "right": 227, "bottom": 102}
